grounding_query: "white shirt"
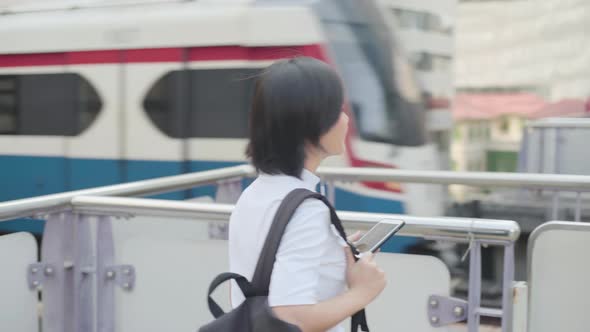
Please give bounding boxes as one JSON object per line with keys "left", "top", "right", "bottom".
{"left": 229, "top": 169, "right": 347, "bottom": 332}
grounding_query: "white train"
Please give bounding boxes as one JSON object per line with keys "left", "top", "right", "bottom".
{"left": 0, "top": 0, "right": 446, "bottom": 250}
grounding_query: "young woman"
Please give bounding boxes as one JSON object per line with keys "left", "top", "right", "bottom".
{"left": 228, "top": 57, "right": 386, "bottom": 332}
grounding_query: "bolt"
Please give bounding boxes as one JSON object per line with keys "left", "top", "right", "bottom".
{"left": 32, "top": 280, "right": 40, "bottom": 287}
{"left": 429, "top": 299, "right": 439, "bottom": 308}
{"left": 106, "top": 270, "right": 115, "bottom": 279}
{"left": 430, "top": 316, "right": 439, "bottom": 324}
{"left": 123, "top": 283, "right": 131, "bottom": 289}
{"left": 31, "top": 267, "right": 38, "bottom": 274}
{"left": 453, "top": 306, "right": 464, "bottom": 317}
{"left": 123, "top": 268, "right": 131, "bottom": 275}
{"left": 45, "top": 267, "right": 54, "bottom": 276}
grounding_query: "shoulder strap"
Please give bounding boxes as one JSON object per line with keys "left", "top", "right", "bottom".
{"left": 250, "top": 188, "right": 369, "bottom": 331}
{"left": 207, "top": 272, "right": 256, "bottom": 318}
{"left": 250, "top": 188, "right": 322, "bottom": 291}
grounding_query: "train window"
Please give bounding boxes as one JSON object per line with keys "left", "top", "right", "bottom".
{"left": 143, "top": 71, "right": 184, "bottom": 138}
{"left": 144, "top": 69, "right": 258, "bottom": 138}
{"left": 0, "top": 77, "right": 17, "bottom": 134}
{"left": 0, "top": 74, "right": 101, "bottom": 136}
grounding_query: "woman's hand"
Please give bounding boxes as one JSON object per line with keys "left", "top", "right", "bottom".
{"left": 347, "top": 231, "right": 362, "bottom": 243}
{"left": 347, "top": 231, "right": 380, "bottom": 253}
{"left": 344, "top": 247, "right": 386, "bottom": 304}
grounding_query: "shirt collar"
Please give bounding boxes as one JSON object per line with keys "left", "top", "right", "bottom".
{"left": 300, "top": 168, "right": 320, "bottom": 191}
{"left": 258, "top": 168, "right": 320, "bottom": 191}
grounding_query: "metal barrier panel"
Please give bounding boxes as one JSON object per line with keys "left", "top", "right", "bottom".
{"left": 528, "top": 221, "right": 590, "bottom": 332}
{"left": 0, "top": 232, "right": 38, "bottom": 332}
{"left": 109, "top": 222, "right": 452, "bottom": 332}
{"left": 363, "top": 253, "right": 452, "bottom": 332}
{"left": 114, "top": 237, "right": 229, "bottom": 332}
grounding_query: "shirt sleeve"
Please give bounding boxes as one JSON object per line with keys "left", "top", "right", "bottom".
{"left": 268, "top": 199, "right": 332, "bottom": 307}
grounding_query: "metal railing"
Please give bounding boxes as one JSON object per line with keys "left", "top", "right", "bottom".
{"left": 3, "top": 164, "right": 590, "bottom": 223}
{"left": 0, "top": 165, "right": 529, "bottom": 332}
{"left": 0, "top": 165, "right": 254, "bottom": 222}
{"left": 70, "top": 195, "right": 518, "bottom": 331}
{"left": 71, "top": 195, "right": 519, "bottom": 244}
{"left": 316, "top": 166, "right": 590, "bottom": 222}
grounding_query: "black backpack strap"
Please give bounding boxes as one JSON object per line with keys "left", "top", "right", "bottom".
{"left": 250, "top": 188, "right": 369, "bottom": 331}
{"left": 207, "top": 272, "right": 256, "bottom": 318}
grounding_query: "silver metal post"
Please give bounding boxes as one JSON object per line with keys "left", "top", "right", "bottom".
{"left": 326, "top": 180, "right": 336, "bottom": 205}
{"left": 96, "top": 215, "right": 115, "bottom": 332}
{"left": 41, "top": 212, "right": 75, "bottom": 332}
{"left": 74, "top": 214, "right": 94, "bottom": 332}
{"left": 575, "top": 192, "right": 582, "bottom": 222}
{"left": 552, "top": 191, "right": 559, "bottom": 220}
{"left": 501, "top": 244, "right": 515, "bottom": 332}
{"left": 538, "top": 127, "right": 545, "bottom": 173}
{"left": 554, "top": 128, "right": 561, "bottom": 174}
{"left": 467, "top": 242, "right": 482, "bottom": 332}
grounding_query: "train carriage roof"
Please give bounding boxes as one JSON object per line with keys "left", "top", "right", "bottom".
{"left": 0, "top": 0, "right": 323, "bottom": 54}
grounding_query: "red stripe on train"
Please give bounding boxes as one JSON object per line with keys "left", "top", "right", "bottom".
{"left": 0, "top": 45, "right": 324, "bottom": 67}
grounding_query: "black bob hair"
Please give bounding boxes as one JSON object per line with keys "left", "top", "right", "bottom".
{"left": 246, "top": 57, "right": 344, "bottom": 178}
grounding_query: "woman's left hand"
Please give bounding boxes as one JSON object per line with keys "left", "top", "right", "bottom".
{"left": 347, "top": 231, "right": 362, "bottom": 244}
{"left": 347, "top": 230, "right": 380, "bottom": 253}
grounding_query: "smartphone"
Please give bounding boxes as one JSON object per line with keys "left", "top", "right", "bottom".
{"left": 354, "top": 219, "right": 405, "bottom": 255}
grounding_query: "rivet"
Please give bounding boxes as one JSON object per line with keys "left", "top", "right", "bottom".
{"left": 32, "top": 280, "right": 40, "bottom": 287}
{"left": 429, "top": 299, "right": 439, "bottom": 308}
{"left": 431, "top": 316, "right": 439, "bottom": 324}
{"left": 31, "top": 267, "right": 38, "bottom": 274}
{"left": 123, "top": 268, "right": 131, "bottom": 275}
{"left": 45, "top": 267, "right": 54, "bottom": 276}
{"left": 453, "top": 306, "right": 464, "bottom": 317}
{"left": 123, "top": 282, "right": 131, "bottom": 289}
{"left": 106, "top": 270, "right": 115, "bottom": 279}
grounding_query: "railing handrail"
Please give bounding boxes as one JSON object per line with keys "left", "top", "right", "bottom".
{"left": 316, "top": 167, "right": 590, "bottom": 191}
{"left": 528, "top": 117, "right": 590, "bottom": 129}
{"left": 69, "top": 195, "right": 520, "bottom": 243}
{"left": 0, "top": 165, "right": 254, "bottom": 222}
{"left": 3, "top": 163, "right": 590, "bottom": 222}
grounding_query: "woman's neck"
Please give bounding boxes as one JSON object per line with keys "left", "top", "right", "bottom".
{"left": 304, "top": 153, "right": 324, "bottom": 174}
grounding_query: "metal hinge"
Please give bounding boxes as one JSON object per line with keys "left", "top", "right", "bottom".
{"left": 27, "top": 263, "right": 56, "bottom": 290}
{"left": 427, "top": 295, "right": 468, "bottom": 327}
{"left": 103, "top": 265, "right": 136, "bottom": 291}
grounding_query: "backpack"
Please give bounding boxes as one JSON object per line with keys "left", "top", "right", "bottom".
{"left": 199, "top": 188, "right": 369, "bottom": 332}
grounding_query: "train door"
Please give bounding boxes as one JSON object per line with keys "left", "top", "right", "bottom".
{"left": 123, "top": 50, "right": 187, "bottom": 199}
{"left": 64, "top": 54, "right": 124, "bottom": 191}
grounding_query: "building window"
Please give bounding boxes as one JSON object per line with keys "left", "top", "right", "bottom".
{"left": 500, "top": 117, "right": 511, "bottom": 134}
{"left": 144, "top": 68, "right": 259, "bottom": 138}
{"left": 0, "top": 74, "right": 101, "bottom": 136}
{"left": 392, "top": 9, "right": 453, "bottom": 34}
{"left": 453, "top": 126, "right": 462, "bottom": 140}
{"left": 411, "top": 52, "right": 452, "bottom": 71}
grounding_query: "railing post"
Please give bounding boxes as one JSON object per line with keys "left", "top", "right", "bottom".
{"left": 551, "top": 191, "right": 559, "bottom": 220}
{"left": 575, "top": 192, "right": 582, "bottom": 222}
{"left": 96, "top": 215, "right": 116, "bottom": 332}
{"left": 326, "top": 180, "right": 336, "bottom": 205}
{"left": 211, "top": 179, "right": 242, "bottom": 239}
{"left": 467, "top": 242, "right": 482, "bottom": 332}
{"left": 73, "top": 214, "right": 95, "bottom": 332}
{"left": 501, "top": 244, "right": 515, "bottom": 332}
{"left": 40, "top": 212, "right": 75, "bottom": 332}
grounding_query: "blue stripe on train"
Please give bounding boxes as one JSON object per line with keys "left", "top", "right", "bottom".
{"left": 0, "top": 156, "right": 418, "bottom": 252}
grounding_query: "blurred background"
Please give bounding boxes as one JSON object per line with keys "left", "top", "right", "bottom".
{"left": 0, "top": 0, "right": 588, "bottom": 328}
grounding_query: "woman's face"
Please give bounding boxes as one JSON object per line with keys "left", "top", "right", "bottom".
{"left": 319, "top": 110, "right": 349, "bottom": 156}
